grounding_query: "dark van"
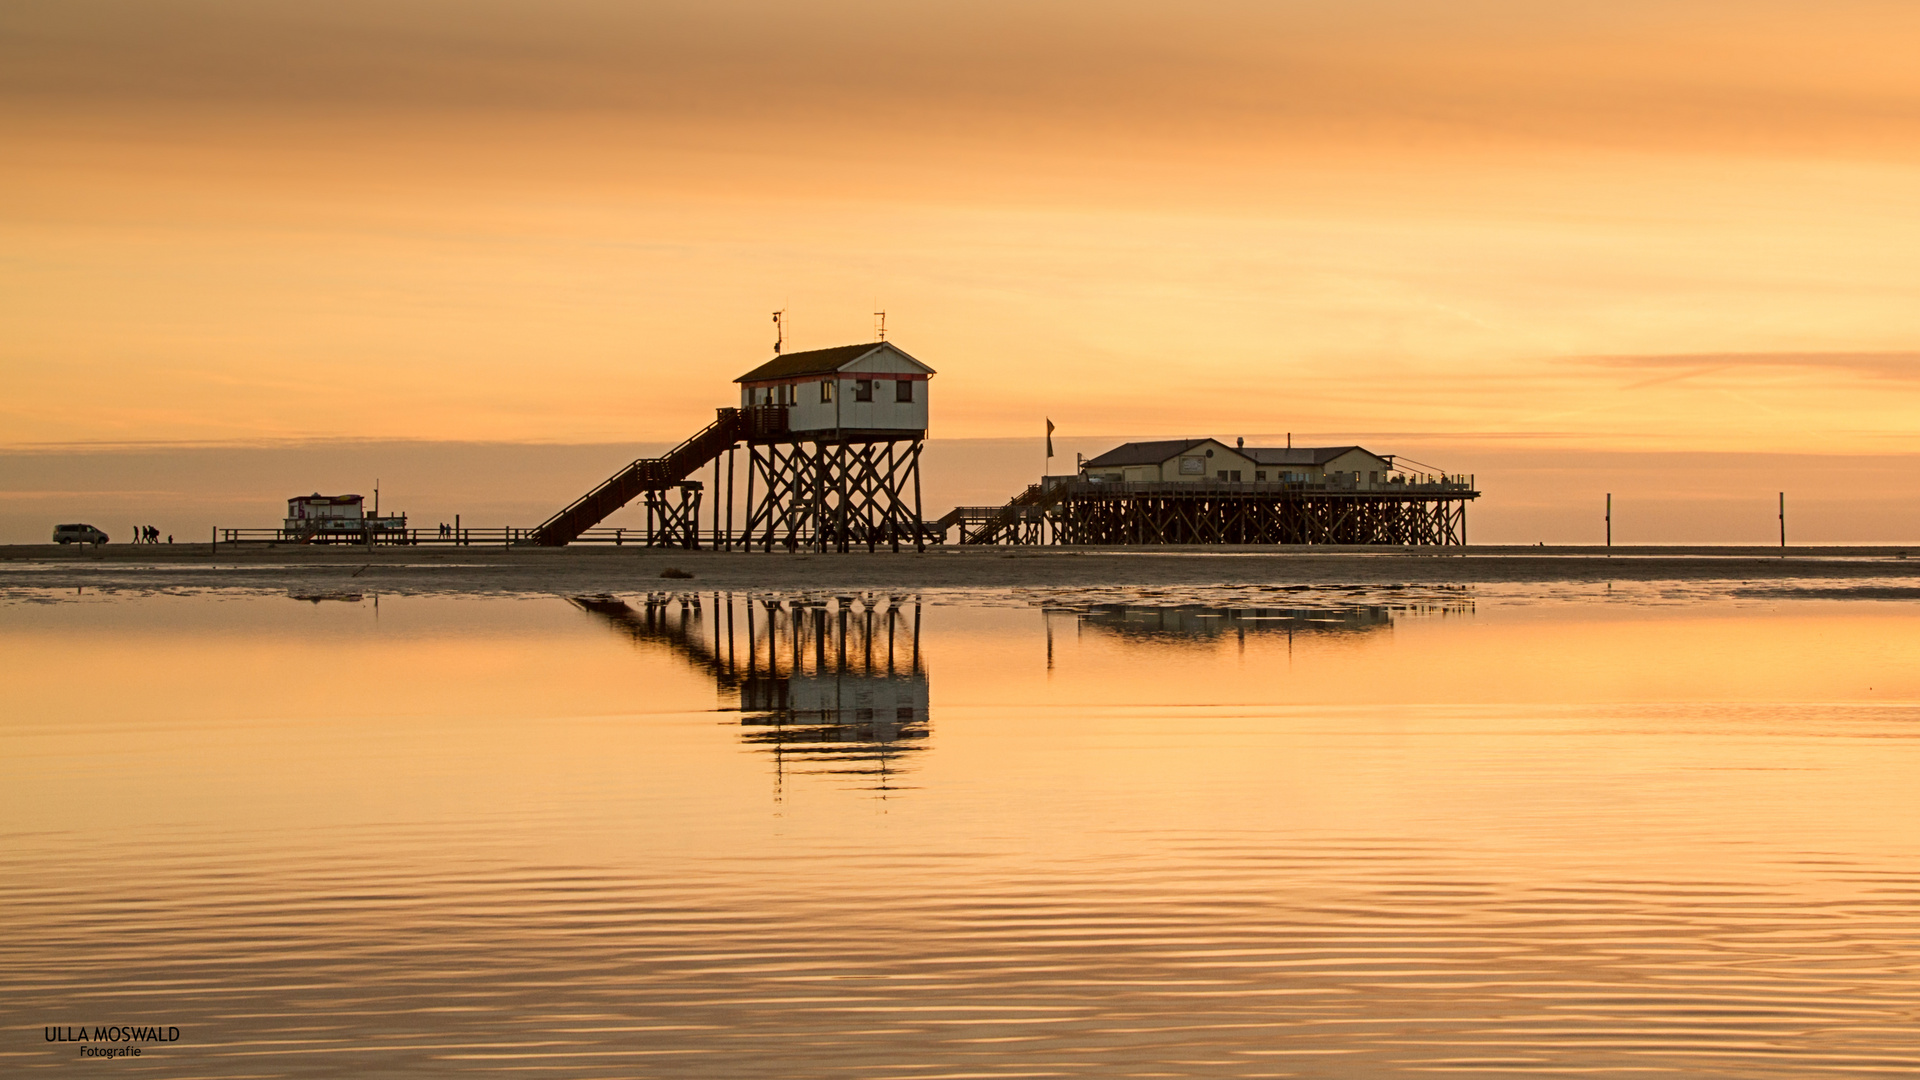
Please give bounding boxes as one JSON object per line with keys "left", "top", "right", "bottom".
{"left": 52, "top": 524, "right": 109, "bottom": 546}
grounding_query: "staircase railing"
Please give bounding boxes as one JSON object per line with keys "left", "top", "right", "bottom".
{"left": 530, "top": 405, "right": 787, "bottom": 546}
{"left": 952, "top": 481, "right": 1069, "bottom": 544}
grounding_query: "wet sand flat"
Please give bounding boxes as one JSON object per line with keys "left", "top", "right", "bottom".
{"left": 4, "top": 542, "right": 1918, "bottom": 596}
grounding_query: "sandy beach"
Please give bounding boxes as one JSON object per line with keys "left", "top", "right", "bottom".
{"left": 5, "top": 542, "right": 1918, "bottom": 598}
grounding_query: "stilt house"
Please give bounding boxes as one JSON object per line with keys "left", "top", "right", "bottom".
{"left": 736, "top": 342, "right": 934, "bottom": 436}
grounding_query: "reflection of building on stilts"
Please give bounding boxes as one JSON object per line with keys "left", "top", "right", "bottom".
{"left": 1055, "top": 598, "right": 1474, "bottom": 645}
{"left": 569, "top": 592, "right": 930, "bottom": 795}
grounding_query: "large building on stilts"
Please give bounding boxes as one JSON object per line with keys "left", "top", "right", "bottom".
{"left": 944, "top": 437, "right": 1477, "bottom": 546}
{"left": 1054, "top": 437, "right": 1476, "bottom": 545}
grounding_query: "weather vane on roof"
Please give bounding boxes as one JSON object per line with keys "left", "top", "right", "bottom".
{"left": 772, "top": 310, "right": 785, "bottom": 355}
{"left": 874, "top": 310, "right": 886, "bottom": 341}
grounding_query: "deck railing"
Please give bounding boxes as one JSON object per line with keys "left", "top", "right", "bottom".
{"left": 212, "top": 526, "right": 678, "bottom": 548}
{"left": 211, "top": 521, "right": 950, "bottom": 550}
{"left": 1062, "top": 475, "right": 1476, "bottom": 496}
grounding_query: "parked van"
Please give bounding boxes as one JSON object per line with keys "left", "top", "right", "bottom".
{"left": 52, "top": 523, "right": 109, "bottom": 546}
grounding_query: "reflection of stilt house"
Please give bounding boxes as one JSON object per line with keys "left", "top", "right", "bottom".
{"left": 1077, "top": 604, "right": 1398, "bottom": 640}
{"left": 569, "top": 592, "right": 930, "bottom": 793}
{"left": 1056, "top": 597, "right": 1473, "bottom": 648}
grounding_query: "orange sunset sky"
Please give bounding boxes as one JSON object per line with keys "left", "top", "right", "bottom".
{"left": 5, "top": 1, "right": 1920, "bottom": 538}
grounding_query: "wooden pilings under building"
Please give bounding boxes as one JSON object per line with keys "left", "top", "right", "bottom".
{"left": 742, "top": 434, "right": 928, "bottom": 554}
{"left": 945, "top": 471, "right": 1479, "bottom": 547}
{"left": 1049, "top": 480, "right": 1475, "bottom": 546}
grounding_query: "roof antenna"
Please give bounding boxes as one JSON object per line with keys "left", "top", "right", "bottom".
{"left": 772, "top": 310, "right": 785, "bottom": 355}
{"left": 874, "top": 310, "right": 886, "bottom": 342}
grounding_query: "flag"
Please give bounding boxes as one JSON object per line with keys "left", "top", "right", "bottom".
{"left": 1046, "top": 418, "right": 1055, "bottom": 459}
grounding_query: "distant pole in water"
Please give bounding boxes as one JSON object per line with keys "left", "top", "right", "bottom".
{"left": 1779, "top": 492, "right": 1786, "bottom": 550}
{"left": 1605, "top": 493, "right": 1611, "bottom": 549}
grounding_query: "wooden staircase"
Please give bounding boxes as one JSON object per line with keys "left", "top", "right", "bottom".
{"left": 530, "top": 405, "right": 787, "bottom": 546}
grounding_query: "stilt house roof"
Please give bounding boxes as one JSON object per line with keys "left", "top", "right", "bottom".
{"left": 736, "top": 342, "right": 935, "bottom": 385}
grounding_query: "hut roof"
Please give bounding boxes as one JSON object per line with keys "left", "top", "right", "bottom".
{"left": 1082, "top": 439, "right": 1215, "bottom": 468}
{"left": 736, "top": 342, "right": 933, "bottom": 384}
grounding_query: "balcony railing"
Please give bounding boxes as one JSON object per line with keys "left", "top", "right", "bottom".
{"left": 1062, "top": 474, "right": 1476, "bottom": 496}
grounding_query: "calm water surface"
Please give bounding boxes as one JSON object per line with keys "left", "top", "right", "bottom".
{"left": 5, "top": 585, "right": 1920, "bottom": 1077}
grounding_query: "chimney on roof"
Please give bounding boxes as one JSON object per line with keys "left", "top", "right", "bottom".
{"left": 1237, "top": 437, "right": 1244, "bottom": 449}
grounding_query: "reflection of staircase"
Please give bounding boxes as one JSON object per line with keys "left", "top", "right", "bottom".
{"left": 568, "top": 595, "right": 737, "bottom": 685}
{"left": 937, "top": 481, "right": 1066, "bottom": 544}
{"left": 531, "top": 405, "right": 787, "bottom": 546}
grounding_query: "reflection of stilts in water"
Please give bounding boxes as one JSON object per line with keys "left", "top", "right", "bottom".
{"left": 1042, "top": 599, "right": 1474, "bottom": 670}
{"left": 741, "top": 595, "right": 928, "bottom": 797}
{"left": 569, "top": 592, "right": 929, "bottom": 796}
{"left": 1057, "top": 600, "right": 1472, "bottom": 645}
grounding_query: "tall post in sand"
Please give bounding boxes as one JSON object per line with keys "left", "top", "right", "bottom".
{"left": 1779, "top": 492, "right": 1786, "bottom": 551}
{"left": 725, "top": 446, "right": 736, "bottom": 550}
{"left": 1605, "top": 493, "right": 1611, "bottom": 549}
